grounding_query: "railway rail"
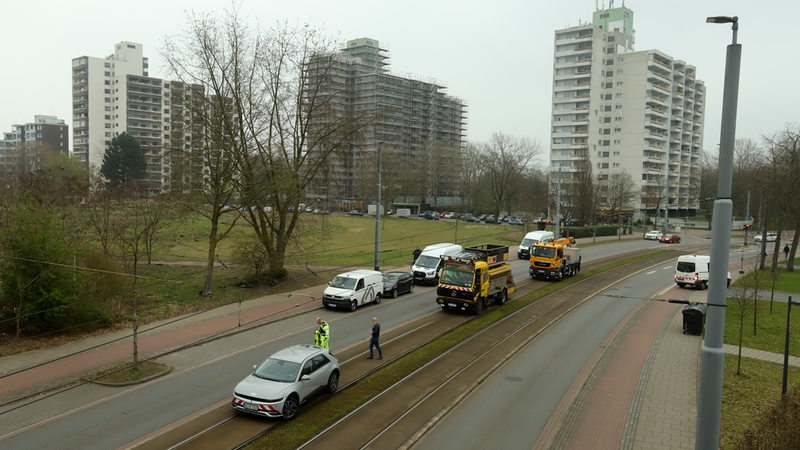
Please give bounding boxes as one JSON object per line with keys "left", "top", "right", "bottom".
{"left": 138, "top": 250, "right": 678, "bottom": 450}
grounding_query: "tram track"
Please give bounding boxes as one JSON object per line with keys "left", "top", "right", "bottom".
{"left": 146, "top": 250, "right": 677, "bottom": 450}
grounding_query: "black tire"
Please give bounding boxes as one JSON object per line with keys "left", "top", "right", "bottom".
{"left": 374, "top": 293, "right": 381, "bottom": 304}
{"left": 677, "top": 283, "right": 686, "bottom": 288}
{"left": 282, "top": 394, "right": 300, "bottom": 419}
{"left": 409, "top": 284, "right": 415, "bottom": 293}
{"left": 701, "top": 281, "right": 708, "bottom": 290}
{"left": 327, "top": 370, "right": 340, "bottom": 393}
{"left": 474, "top": 298, "right": 484, "bottom": 315}
{"left": 496, "top": 289, "right": 508, "bottom": 305}
{"left": 392, "top": 288, "right": 398, "bottom": 298}
{"left": 350, "top": 300, "right": 358, "bottom": 312}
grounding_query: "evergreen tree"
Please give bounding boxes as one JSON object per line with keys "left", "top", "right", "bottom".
{"left": 100, "top": 132, "right": 146, "bottom": 187}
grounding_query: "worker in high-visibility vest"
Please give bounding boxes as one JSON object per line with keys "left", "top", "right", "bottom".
{"left": 314, "top": 317, "right": 330, "bottom": 351}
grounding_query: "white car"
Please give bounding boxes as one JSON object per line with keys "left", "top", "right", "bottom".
{"left": 231, "top": 344, "right": 340, "bottom": 419}
{"left": 644, "top": 230, "right": 663, "bottom": 240}
{"left": 753, "top": 232, "right": 778, "bottom": 243}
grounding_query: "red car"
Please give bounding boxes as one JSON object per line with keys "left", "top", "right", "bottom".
{"left": 659, "top": 234, "right": 681, "bottom": 244}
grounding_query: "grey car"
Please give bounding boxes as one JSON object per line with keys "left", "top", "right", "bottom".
{"left": 232, "top": 344, "right": 340, "bottom": 419}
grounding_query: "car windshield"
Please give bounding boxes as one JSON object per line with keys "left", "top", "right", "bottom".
{"left": 414, "top": 255, "right": 440, "bottom": 269}
{"left": 439, "top": 268, "right": 474, "bottom": 287}
{"left": 330, "top": 276, "right": 357, "bottom": 289}
{"left": 532, "top": 246, "right": 556, "bottom": 258}
{"left": 254, "top": 357, "right": 301, "bottom": 383}
{"left": 521, "top": 238, "right": 534, "bottom": 247}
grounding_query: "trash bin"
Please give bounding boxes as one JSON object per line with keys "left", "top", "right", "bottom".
{"left": 682, "top": 303, "right": 708, "bottom": 335}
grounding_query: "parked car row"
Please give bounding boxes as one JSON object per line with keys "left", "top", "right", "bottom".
{"left": 753, "top": 232, "right": 778, "bottom": 243}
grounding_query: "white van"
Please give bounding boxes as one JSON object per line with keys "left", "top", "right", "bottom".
{"left": 517, "top": 231, "right": 555, "bottom": 259}
{"left": 674, "top": 254, "right": 731, "bottom": 290}
{"left": 323, "top": 269, "right": 384, "bottom": 312}
{"left": 412, "top": 243, "right": 463, "bottom": 284}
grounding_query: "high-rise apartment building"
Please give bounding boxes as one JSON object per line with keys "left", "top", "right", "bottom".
{"left": 307, "top": 38, "right": 467, "bottom": 209}
{"left": 0, "top": 115, "right": 69, "bottom": 181}
{"left": 550, "top": 5, "right": 705, "bottom": 222}
{"left": 72, "top": 42, "right": 202, "bottom": 193}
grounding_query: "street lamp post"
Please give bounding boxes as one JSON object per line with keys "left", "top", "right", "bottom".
{"left": 374, "top": 143, "right": 382, "bottom": 271}
{"left": 696, "top": 15, "right": 741, "bottom": 450}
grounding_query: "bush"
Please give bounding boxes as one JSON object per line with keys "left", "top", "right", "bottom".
{"left": 735, "top": 389, "right": 800, "bottom": 449}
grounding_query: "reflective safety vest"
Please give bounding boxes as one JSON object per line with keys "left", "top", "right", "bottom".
{"left": 315, "top": 322, "right": 330, "bottom": 349}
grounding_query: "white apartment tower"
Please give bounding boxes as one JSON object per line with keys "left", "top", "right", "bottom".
{"left": 72, "top": 42, "right": 202, "bottom": 193}
{"left": 550, "top": 5, "right": 705, "bottom": 223}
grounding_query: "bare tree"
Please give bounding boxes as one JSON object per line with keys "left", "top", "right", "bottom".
{"left": 167, "top": 10, "right": 365, "bottom": 278}
{"left": 596, "top": 170, "right": 637, "bottom": 222}
{"left": 481, "top": 133, "right": 539, "bottom": 218}
{"left": 164, "top": 25, "right": 250, "bottom": 295}
{"left": 763, "top": 124, "right": 800, "bottom": 271}
{"left": 459, "top": 143, "right": 484, "bottom": 214}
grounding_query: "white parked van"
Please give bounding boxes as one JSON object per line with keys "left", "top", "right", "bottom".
{"left": 674, "top": 254, "right": 731, "bottom": 290}
{"left": 323, "top": 269, "right": 383, "bottom": 312}
{"left": 517, "top": 231, "right": 555, "bottom": 259}
{"left": 412, "top": 243, "right": 463, "bottom": 284}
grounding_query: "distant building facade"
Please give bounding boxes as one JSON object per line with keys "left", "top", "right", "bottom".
{"left": 71, "top": 42, "right": 203, "bottom": 193}
{"left": 550, "top": 5, "right": 705, "bottom": 222}
{"left": 0, "top": 115, "right": 69, "bottom": 182}
{"left": 306, "top": 38, "right": 467, "bottom": 210}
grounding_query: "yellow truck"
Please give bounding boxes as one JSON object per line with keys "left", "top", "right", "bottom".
{"left": 529, "top": 237, "right": 581, "bottom": 281}
{"left": 436, "top": 244, "right": 516, "bottom": 314}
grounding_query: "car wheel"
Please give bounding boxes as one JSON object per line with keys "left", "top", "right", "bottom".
{"left": 327, "top": 370, "right": 340, "bottom": 393}
{"left": 409, "top": 283, "right": 415, "bottom": 293}
{"left": 677, "top": 283, "right": 686, "bottom": 288}
{"left": 282, "top": 394, "right": 300, "bottom": 419}
{"left": 374, "top": 293, "right": 381, "bottom": 304}
{"left": 350, "top": 300, "right": 358, "bottom": 312}
{"left": 392, "top": 288, "right": 398, "bottom": 298}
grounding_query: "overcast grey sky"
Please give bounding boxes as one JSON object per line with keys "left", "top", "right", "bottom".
{"left": 2, "top": 0, "right": 796, "bottom": 161}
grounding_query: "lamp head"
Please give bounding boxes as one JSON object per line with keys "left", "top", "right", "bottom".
{"left": 706, "top": 16, "right": 738, "bottom": 24}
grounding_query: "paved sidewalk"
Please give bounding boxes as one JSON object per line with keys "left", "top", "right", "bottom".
{"left": 0, "top": 285, "right": 325, "bottom": 403}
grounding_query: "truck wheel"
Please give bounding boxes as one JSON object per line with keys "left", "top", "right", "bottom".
{"left": 350, "top": 300, "right": 358, "bottom": 312}
{"left": 374, "top": 293, "right": 381, "bottom": 304}
{"left": 497, "top": 289, "right": 508, "bottom": 305}
{"left": 474, "top": 298, "right": 484, "bottom": 315}
{"left": 677, "top": 283, "right": 686, "bottom": 288}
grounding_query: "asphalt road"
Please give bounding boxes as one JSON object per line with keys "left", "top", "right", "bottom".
{"left": 412, "top": 258, "right": 676, "bottom": 449}
{"left": 0, "top": 235, "right": 711, "bottom": 449}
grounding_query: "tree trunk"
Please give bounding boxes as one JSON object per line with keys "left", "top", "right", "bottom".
{"left": 202, "top": 216, "right": 220, "bottom": 296}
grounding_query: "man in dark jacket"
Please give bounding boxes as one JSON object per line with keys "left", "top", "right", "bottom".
{"left": 367, "top": 317, "right": 383, "bottom": 360}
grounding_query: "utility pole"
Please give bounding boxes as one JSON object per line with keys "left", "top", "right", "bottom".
{"left": 555, "top": 166, "right": 561, "bottom": 238}
{"left": 697, "top": 15, "right": 740, "bottom": 450}
{"left": 374, "top": 143, "right": 382, "bottom": 271}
